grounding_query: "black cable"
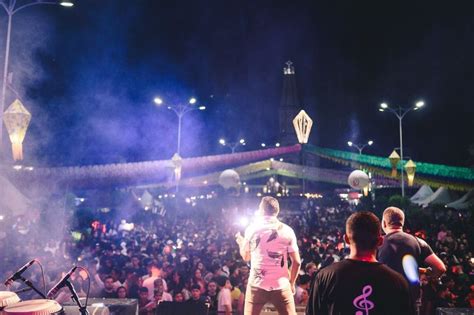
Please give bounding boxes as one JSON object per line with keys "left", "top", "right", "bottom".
{"left": 35, "top": 259, "right": 47, "bottom": 297}
{"left": 76, "top": 266, "right": 90, "bottom": 311}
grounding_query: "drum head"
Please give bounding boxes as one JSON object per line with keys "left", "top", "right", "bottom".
{"left": 0, "top": 291, "right": 20, "bottom": 308}
{"left": 3, "top": 299, "right": 62, "bottom": 315}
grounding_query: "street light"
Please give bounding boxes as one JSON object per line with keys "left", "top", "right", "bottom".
{"left": 219, "top": 138, "right": 246, "bottom": 153}
{"left": 378, "top": 100, "right": 425, "bottom": 197}
{"left": 154, "top": 96, "right": 205, "bottom": 155}
{"left": 347, "top": 140, "right": 374, "bottom": 154}
{"left": 0, "top": 0, "right": 73, "bottom": 151}
{"left": 59, "top": 0, "right": 74, "bottom": 6}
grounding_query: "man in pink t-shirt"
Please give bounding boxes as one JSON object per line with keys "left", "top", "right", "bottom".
{"left": 236, "top": 196, "right": 301, "bottom": 315}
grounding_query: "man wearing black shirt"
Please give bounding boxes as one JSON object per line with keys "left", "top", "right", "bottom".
{"left": 307, "top": 211, "right": 413, "bottom": 315}
{"left": 99, "top": 276, "right": 117, "bottom": 298}
{"left": 378, "top": 207, "right": 446, "bottom": 313}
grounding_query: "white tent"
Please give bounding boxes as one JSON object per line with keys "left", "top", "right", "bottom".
{"left": 445, "top": 189, "right": 474, "bottom": 210}
{"left": 0, "top": 174, "right": 31, "bottom": 216}
{"left": 416, "top": 187, "right": 455, "bottom": 208}
{"left": 410, "top": 185, "right": 434, "bottom": 204}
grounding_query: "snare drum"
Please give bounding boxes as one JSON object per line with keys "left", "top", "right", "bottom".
{"left": 3, "top": 299, "right": 63, "bottom": 315}
{"left": 0, "top": 291, "right": 20, "bottom": 310}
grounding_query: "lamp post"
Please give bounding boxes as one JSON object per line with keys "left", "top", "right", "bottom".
{"left": 154, "top": 96, "right": 205, "bottom": 156}
{"left": 379, "top": 100, "right": 424, "bottom": 197}
{"left": 347, "top": 140, "right": 374, "bottom": 155}
{"left": 219, "top": 138, "right": 245, "bottom": 153}
{"left": 0, "top": 0, "right": 74, "bottom": 151}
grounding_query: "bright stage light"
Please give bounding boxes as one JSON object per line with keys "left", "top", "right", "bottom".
{"left": 189, "top": 97, "right": 197, "bottom": 104}
{"left": 238, "top": 217, "right": 249, "bottom": 227}
{"left": 198, "top": 105, "right": 206, "bottom": 110}
{"left": 219, "top": 139, "right": 226, "bottom": 145}
{"left": 380, "top": 102, "right": 388, "bottom": 109}
{"left": 368, "top": 140, "right": 373, "bottom": 145}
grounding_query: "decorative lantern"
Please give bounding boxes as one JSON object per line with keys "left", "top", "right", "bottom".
{"left": 389, "top": 150, "right": 401, "bottom": 177}
{"left": 171, "top": 153, "right": 182, "bottom": 181}
{"left": 404, "top": 159, "right": 417, "bottom": 187}
{"left": 292, "top": 110, "right": 313, "bottom": 144}
{"left": 2, "top": 99, "right": 31, "bottom": 161}
{"left": 348, "top": 170, "right": 369, "bottom": 190}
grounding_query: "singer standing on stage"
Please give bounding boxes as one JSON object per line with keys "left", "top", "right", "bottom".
{"left": 235, "top": 196, "right": 301, "bottom": 315}
{"left": 306, "top": 211, "right": 414, "bottom": 315}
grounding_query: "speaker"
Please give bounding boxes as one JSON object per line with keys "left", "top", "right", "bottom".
{"left": 62, "top": 298, "right": 138, "bottom": 315}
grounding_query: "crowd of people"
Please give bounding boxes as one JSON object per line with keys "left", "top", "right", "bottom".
{"left": 0, "top": 195, "right": 472, "bottom": 314}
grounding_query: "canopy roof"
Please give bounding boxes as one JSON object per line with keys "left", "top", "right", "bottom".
{"left": 0, "top": 173, "right": 31, "bottom": 216}
{"left": 445, "top": 189, "right": 474, "bottom": 210}
{"left": 414, "top": 187, "right": 457, "bottom": 207}
{"left": 410, "top": 185, "right": 434, "bottom": 204}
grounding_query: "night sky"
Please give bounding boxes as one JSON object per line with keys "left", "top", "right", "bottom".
{"left": 1, "top": 0, "right": 473, "bottom": 167}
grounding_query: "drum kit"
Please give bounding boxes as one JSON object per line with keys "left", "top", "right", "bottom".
{"left": 1, "top": 261, "right": 89, "bottom": 315}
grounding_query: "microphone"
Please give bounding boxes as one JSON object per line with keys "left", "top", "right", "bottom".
{"left": 4, "top": 259, "right": 36, "bottom": 286}
{"left": 47, "top": 266, "right": 77, "bottom": 299}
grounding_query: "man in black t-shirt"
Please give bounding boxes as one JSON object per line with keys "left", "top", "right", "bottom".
{"left": 378, "top": 207, "right": 446, "bottom": 312}
{"left": 306, "top": 211, "right": 413, "bottom": 315}
{"left": 99, "top": 276, "right": 117, "bottom": 298}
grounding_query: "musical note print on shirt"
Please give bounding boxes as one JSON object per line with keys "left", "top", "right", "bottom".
{"left": 353, "top": 285, "right": 374, "bottom": 315}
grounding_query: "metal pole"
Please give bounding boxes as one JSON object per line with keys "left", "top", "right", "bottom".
{"left": 0, "top": 12, "right": 12, "bottom": 150}
{"left": 399, "top": 114, "right": 405, "bottom": 197}
{"left": 177, "top": 110, "right": 182, "bottom": 155}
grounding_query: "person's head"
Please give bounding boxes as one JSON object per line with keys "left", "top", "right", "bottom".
{"left": 298, "top": 275, "right": 311, "bottom": 289}
{"left": 191, "top": 284, "right": 201, "bottom": 300}
{"left": 174, "top": 292, "right": 184, "bottom": 302}
{"left": 117, "top": 286, "right": 127, "bottom": 299}
{"left": 194, "top": 268, "right": 202, "bottom": 279}
{"left": 131, "top": 256, "right": 140, "bottom": 267}
{"left": 216, "top": 276, "right": 231, "bottom": 289}
{"left": 207, "top": 281, "right": 217, "bottom": 295}
{"left": 239, "top": 264, "right": 249, "bottom": 277}
{"left": 305, "top": 262, "right": 317, "bottom": 276}
{"left": 300, "top": 289, "right": 309, "bottom": 303}
{"left": 259, "top": 196, "right": 280, "bottom": 216}
{"left": 344, "top": 211, "right": 383, "bottom": 256}
{"left": 139, "top": 287, "right": 149, "bottom": 300}
{"left": 154, "top": 278, "right": 164, "bottom": 294}
{"left": 382, "top": 207, "right": 405, "bottom": 233}
{"left": 104, "top": 276, "right": 115, "bottom": 291}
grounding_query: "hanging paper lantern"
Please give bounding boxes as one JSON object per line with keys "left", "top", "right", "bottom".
{"left": 171, "top": 153, "right": 182, "bottom": 181}
{"left": 405, "top": 159, "right": 417, "bottom": 187}
{"left": 389, "top": 150, "right": 401, "bottom": 177}
{"left": 292, "top": 110, "right": 313, "bottom": 144}
{"left": 2, "top": 99, "right": 31, "bottom": 161}
{"left": 348, "top": 170, "right": 369, "bottom": 190}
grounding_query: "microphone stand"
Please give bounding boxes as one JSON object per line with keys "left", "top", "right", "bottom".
{"left": 17, "top": 276, "right": 46, "bottom": 299}
{"left": 65, "top": 280, "right": 89, "bottom": 315}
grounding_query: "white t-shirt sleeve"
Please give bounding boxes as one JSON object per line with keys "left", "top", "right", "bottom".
{"left": 287, "top": 227, "right": 298, "bottom": 253}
